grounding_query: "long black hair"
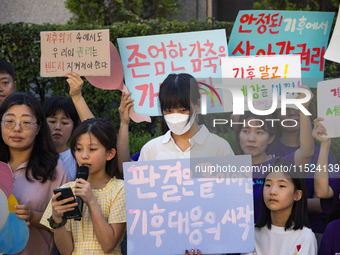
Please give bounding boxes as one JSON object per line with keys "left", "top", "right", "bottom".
{"left": 255, "top": 162, "right": 310, "bottom": 230}
{"left": 70, "top": 118, "right": 122, "bottom": 179}
{"left": 0, "top": 93, "right": 59, "bottom": 183}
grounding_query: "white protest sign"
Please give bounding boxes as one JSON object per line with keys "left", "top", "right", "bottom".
{"left": 123, "top": 156, "right": 254, "bottom": 255}
{"left": 219, "top": 55, "right": 301, "bottom": 112}
{"left": 324, "top": 8, "right": 340, "bottom": 64}
{"left": 317, "top": 78, "right": 340, "bottom": 138}
{"left": 40, "top": 29, "right": 110, "bottom": 77}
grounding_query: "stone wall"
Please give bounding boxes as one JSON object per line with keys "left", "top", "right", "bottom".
{"left": 0, "top": 0, "right": 210, "bottom": 25}
{"left": 0, "top": 0, "right": 72, "bottom": 24}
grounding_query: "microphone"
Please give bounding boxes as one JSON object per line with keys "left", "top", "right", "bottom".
{"left": 75, "top": 166, "right": 89, "bottom": 221}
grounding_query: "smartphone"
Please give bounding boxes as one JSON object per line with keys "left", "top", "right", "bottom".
{"left": 53, "top": 187, "right": 82, "bottom": 220}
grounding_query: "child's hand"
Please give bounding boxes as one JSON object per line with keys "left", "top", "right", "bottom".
{"left": 14, "top": 204, "right": 33, "bottom": 226}
{"left": 51, "top": 192, "right": 78, "bottom": 223}
{"left": 74, "top": 179, "right": 95, "bottom": 205}
{"left": 185, "top": 249, "right": 201, "bottom": 255}
{"left": 119, "top": 91, "right": 134, "bottom": 125}
{"left": 296, "top": 85, "right": 314, "bottom": 110}
{"left": 312, "top": 117, "right": 330, "bottom": 145}
{"left": 65, "top": 72, "right": 83, "bottom": 98}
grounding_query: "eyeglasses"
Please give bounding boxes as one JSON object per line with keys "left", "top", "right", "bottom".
{"left": 2, "top": 120, "right": 38, "bottom": 130}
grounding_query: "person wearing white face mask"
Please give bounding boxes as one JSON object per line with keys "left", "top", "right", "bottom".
{"left": 138, "top": 73, "right": 234, "bottom": 161}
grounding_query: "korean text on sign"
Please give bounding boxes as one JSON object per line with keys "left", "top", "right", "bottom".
{"left": 219, "top": 55, "right": 301, "bottom": 112}
{"left": 40, "top": 29, "right": 110, "bottom": 77}
{"left": 317, "top": 78, "right": 340, "bottom": 138}
{"left": 123, "top": 156, "right": 254, "bottom": 255}
{"left": 228, "top": 10, "right": 334, "bottom": 88}
{"left": 118, "top": 30, "right": 228, "bottom": 116}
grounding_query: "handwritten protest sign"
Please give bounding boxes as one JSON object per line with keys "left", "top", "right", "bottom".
{"left": 117, "top": 30, "right": 228, "bottom": 116}
{"left": 317, "top": 78, "right": 340, "bottom": 138}
{"left": 324, "top": 7, "right": 340, "bottom": 64}
{"left": 40, "top": 29, "right": 110, "bottom": 77}
{"left": 123, "top": 156, "right": 254, "bottom": 255}
{"left": 219, "top": 55, "right": 301, "bottom": 112}
{"left": 228, "top": 10, "right": 334, "bottom": 88}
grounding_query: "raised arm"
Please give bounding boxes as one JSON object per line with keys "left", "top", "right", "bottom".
{"left": 312, "top": 117, "right": 333, "bottom": 199}
{"left": 294, "top": 85, "right": 314, "bottom": 167}
{"left": 65, "top": 72, "right": 95, "bottom": 121}
{"left": 117, "top": 92, "right": 134, "bottom": 173}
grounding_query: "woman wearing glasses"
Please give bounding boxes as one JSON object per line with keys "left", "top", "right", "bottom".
{"left": 0, "top": 93, "right": 72, "bottom": 255}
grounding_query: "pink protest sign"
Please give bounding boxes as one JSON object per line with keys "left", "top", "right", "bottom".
{"left": 85, "top": 41, "right": 124, "bottom": 90}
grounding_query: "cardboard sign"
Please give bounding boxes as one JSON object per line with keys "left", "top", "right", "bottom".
{"left": 317, "top": 78, "right": 340, "bottom": 138}
{"left": 123, "top": 156, "right": 254, "bottom": 254}
{"left": 324, "top": 7, "right": 340, "bottom": 64}
{"left": 117, "top": 30, "right": 228, "bottom": 116}
{"left": 40, "top": 29, "right": 110, "bottom": 77}
{"left": 228, "top": 10, "right": 334, "bottom": 88}
{"left": 219, "top": 55, "right": 301, "bottom": 112}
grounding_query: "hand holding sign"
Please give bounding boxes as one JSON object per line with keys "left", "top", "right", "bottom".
{"left": 317, "top": 78, "right": 340, "bottom": 138}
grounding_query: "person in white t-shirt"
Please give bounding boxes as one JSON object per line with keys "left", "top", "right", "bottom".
{"left": 43, "top": 95, "right": 79, "bottom": 180}
{"left": 247, "top": 163, "right": 317, "bottom": 255}
{"left": 139, "top": 73, "right": 234, "bottom": 161}
{"left": 43, "top": 72, "right": 96, "bottom": 180}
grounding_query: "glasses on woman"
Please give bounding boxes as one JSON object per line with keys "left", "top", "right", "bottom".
{"left": 2, "top": 120, "right": 38, "bottom": 130}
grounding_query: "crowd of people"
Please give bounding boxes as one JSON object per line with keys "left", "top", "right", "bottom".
{"left": 1, "top": 57, "right": 339, "bottom": 255}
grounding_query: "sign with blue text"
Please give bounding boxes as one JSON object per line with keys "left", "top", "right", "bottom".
{"left": 123, "top": 156, "right": 254, "bottom": 254}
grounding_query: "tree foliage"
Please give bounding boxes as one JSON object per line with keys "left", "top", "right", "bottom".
{"left": 64, "top": 0, "right": 181, "bottom": 25}
{"left": 253, "top": 0, "right": 339, "bottom": 11}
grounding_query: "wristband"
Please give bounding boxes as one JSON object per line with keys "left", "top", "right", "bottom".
{"left": 47, "top": 215, "right": 67, "bottom": 229}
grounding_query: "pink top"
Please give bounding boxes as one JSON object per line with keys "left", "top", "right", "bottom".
{"left": 10, "top": 159, "right": 72, "bottom": 255}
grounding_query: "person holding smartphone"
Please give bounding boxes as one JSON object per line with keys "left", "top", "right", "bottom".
{"left": 40, "top": 119, "right": 126, "bottom": 255}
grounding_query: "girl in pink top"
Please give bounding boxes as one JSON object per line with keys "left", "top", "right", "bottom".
{"left": 0, "top": 92, "right": 71, "bottom": 255}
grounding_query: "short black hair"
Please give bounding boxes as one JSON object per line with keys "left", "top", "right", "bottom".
{"left": 70, "top": 118, "right": 122, "bottom": 180}
{"left": 159, "top": 73, "right": 200, "bottom": 129}
{"left": 235, "top": 111, "right": 278, "bottom": 154}
{"left": 0, "top": 59, "right": 15, "bottom": 82}
{"left": 43, "top": 96, "right": 80, "bottom": 132}
{"left": 159, "top": 73, "right": 200, "bottom": 114}
{"left": 255, "top": 162, "right": 310, "bottom": 231}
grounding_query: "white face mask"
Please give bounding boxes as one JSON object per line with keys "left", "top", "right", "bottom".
{"left": 164, "top": 113, "right": 196, "bottom": 135}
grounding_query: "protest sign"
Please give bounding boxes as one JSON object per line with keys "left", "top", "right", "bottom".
{"left": 40, "top": 29, "right": 110, "bottom": 77}
{"left": 219, "top": 55, "right": 301, "bottom": 113}
{"left": 123, "top": 156, "right": 254, "bottom": 254}
{"left": 324, "top": 7, "right": 340, "bottom": 64}
{"left": 117, "top": 30, "right": 228, "bottom": 116}
{"left": 317, "top": 78, "right": 340, "bottom": 138}
{"left": 228, "top": 10, "right": 334, "bottom": 88}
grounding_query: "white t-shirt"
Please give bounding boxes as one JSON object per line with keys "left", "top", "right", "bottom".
{"left": 59, "top": 149, "right": 77, "bottom": 180}
{"left": 139, "top": 125, "right": 234, "bottom": 161}
{"left": 246, "top": 225, "right": 317, "bottom": 255}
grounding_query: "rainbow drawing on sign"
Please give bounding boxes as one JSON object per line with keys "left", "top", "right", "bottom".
{"left": 199, "top": 82, "right": 223, "bottom": 115}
